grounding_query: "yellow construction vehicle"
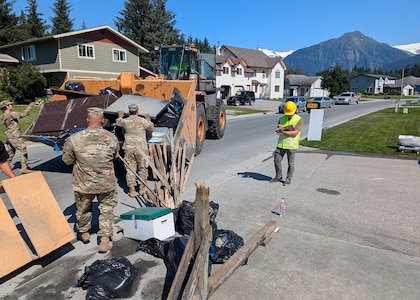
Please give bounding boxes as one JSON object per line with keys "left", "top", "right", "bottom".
{"left": 24, "top": 45, "right": 226, "bottom": 208}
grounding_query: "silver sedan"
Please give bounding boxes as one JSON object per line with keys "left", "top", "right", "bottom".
{"left": 306, "top": 96, "right": 334, "bottom": 112}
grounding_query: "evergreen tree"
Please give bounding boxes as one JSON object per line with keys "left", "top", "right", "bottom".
{"left": 115, "top": 0, "right": 180, "bottom": 71}
{"left": 50, "top": 0, "right": 74, "bottom": 34}
{"left": 25, "top": 0, "right": 48, "bottom": 38}
{"left": 320, "top": 64, "right": 349, "bottom": 97}
{"left": 0, "top": 0, "right": 19, "bottom": 45}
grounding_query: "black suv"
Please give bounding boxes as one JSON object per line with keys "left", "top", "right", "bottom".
{"left": 227, "top": 91, "right": 256, "bottom": 106}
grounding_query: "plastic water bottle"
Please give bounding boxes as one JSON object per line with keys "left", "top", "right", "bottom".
{"left": 279, "top": 198, "right": 286, "bottom": 217}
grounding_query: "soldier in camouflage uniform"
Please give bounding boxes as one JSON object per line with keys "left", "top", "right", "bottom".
{"left": 62, "top": 107, "right": 120, "bottom": 253}
{"left": 0, "top": 100, "right": 35, "bottom": 174}
{"left": 117, "top": 103, "right": 154, "bottom": 198}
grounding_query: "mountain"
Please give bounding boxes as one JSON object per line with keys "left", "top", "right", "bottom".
{"left": 283, "top": 31, "right": 411, "bottom": 75}
{"left": 258, "top": 47, "right": 294, "bottom": 58}
{"left": 383, "top": 53, "right": 420, "bottom": 71}
{"left": 393, "top": 42, "right": 420, "bottom": 55}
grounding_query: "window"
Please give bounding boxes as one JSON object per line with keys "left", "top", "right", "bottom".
{"left": 113, "top": 49, "right": 126, "bottom": 62}
{"left": 237, "top": 68, "right": 242, "bottom": 75}
{"left": 275, "top": 70, "right": 281, "bottom": 79}
{"left": 223, "top": 67, "right": 229, "bottom": 74}
{"left": 78, "top": 44, "right": 95, "bottom": 58}
{"left": 275, "top": 85, "right": 280, "bottom": 92}
{"left": 21, "top": 45, "right": 36, "bottom": 61}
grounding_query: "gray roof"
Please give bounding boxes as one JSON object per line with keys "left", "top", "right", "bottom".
{"left": 385, "top": 76, "right": 420, "bottom": 88}
{"left": 287, "top": 74, "right": 321, "bottom": 86}
{"left": 221, "top": 45, "right": 286, "bottom": 69}
{"left": 0, "top": 25, "right": 149, "bottom": 53}
{"left": 352, "top": 73, "right": 397, "bottom": 80}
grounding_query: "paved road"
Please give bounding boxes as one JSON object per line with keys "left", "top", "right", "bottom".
{"left": 1, "top": 100, "right": 419, "bottom": 299}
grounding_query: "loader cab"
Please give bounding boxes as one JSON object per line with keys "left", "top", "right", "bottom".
{"left": 158, "top": 45, "right": 216, "bottom": 94}
{"left": 160, "top": 45, "right": 198, "bottom": 80}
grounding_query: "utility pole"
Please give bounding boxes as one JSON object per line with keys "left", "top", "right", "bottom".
{"left": 394, "top": 69, "right": 404, "bottom": 113}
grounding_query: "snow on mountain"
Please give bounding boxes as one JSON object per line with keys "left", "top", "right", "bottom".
{"left": 258, "top": 47, "right": 294, "bottom": 58}
{"left": 393, "top": 42, "right": 420, "bottom": 55}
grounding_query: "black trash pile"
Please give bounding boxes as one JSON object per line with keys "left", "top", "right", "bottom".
{"left": 136, "top": 200, "right": 245, "bottom": 275}
{"left": 155, "top": 88, "right": 185, "bottom": 129}
{"left": 77, "top": 256, "right": 138, "bottom": 300}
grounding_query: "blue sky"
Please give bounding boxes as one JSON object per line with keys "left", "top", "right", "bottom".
{"left": 12, "top": 0, "right": 420, "bottom": 51}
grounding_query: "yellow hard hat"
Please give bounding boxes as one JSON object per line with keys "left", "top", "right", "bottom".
{"left": 284, "top": 101, "right": 297, "bottom": 115}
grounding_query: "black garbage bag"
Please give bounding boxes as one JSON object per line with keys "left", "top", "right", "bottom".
{"left": 164, "top": 235, "right": 212, "bottom": 277}
{"left": 65, "top": 81, "right": 85, "bottom": 92}
{"left": 77, "top": 256, "right": 138, "bottom": 299}
{"left": 209, "top": 229, "right": 245, "bottom": 264}
{"left": 135, "top": 238, "right": 166, "bottom": 259}
{"left": 175, "top": 200, "right": 219, "bottom": 236}
{"left": 165, "top": 235, "right": 189, "bottom": 275}
{"left": 155, "top": 88, "right": 185, "bottom": 129}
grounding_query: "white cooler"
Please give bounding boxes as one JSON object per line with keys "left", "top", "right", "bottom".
{"left": 120, "top": 207, "right": 175, "bottom": 241}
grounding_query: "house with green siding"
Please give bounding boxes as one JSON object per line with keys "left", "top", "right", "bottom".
{"left": 0, "top": 25, "right": 149, "bottom": 89}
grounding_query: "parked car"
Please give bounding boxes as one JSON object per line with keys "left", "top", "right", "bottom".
{"left": 278, "top": 96, "right": 307, "bottom": 113}
{"left": 227, "top": 90, "right": 256, "bottom": 106}
{"left": 336, "top": 92, "right": 361, "bottom": 105}
{"left": 306, "top": 96, "right": 334, "bottom": 113}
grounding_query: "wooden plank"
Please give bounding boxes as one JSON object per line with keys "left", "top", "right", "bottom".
{"left": 182, "top": 225, "right": 212, "bottom": 300}
{"left": 207, "top": 220, "right": 278, "bottom": 297}
{"left": 167, "top": 233, "right": 195, "bottom": 300}
{"left": 190, "top": 182, "right": 210, "bottom": 298}
{"left": 138, "top": 145, "right": 171, "bottom": 192}
{"left": 177, "top": 155, "right": 194, "bottom": 206}
{"left": 0, "top": 198, "right": 34, "bottom": 278}
{"left": 2, "top": 172, "right": 75, "bottom": 257}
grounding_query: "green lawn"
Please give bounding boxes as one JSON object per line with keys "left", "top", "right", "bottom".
{"left": 225, "top": 105, "right": 267, "bottom": 115}
{"left": 300, "top": 107, "right": 420, "bottom": 157}
{"left": 0, "top": 105, "right": 40, "bottom": 142}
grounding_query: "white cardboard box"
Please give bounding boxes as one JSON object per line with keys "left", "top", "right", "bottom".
{"left": 120, "top": 207, "right": 175, "bottom": 241}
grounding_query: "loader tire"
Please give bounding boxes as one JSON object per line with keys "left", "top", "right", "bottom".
{"left": 195, "top": 102, "right": 206, "bottom": 156}
{"left": 207, "top": 98, "right": 226, "bottom": 139}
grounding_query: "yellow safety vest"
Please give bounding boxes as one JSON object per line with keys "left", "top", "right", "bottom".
{"left": 277, "top": 114, "right": 302, "bottom": 150}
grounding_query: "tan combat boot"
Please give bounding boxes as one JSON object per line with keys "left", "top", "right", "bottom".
{"left": 21, "top": 164, "right": 32, "bottom": 174}
{"left": 79, "top": 232, "right": 90, "bottom": 244}
{"left": 98, "top": 237, "right": 112, "bottom": 253}
{"left": 128, "top": 186, "right": 136, "bottom": 198}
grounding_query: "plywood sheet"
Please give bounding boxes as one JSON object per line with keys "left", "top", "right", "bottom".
{"left": 0, "top": 198, "right": 33, "bottom": 278}
{"left": 3, "top": 172, "right": 75, "bottom": 257}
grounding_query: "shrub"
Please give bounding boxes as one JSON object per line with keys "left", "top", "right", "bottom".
{"left": 0, "top": 64, "right": 47, "bottom": 104}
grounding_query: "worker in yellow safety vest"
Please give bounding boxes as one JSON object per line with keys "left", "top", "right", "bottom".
{"left": 270, "top": 101, "right": 303, "bottom": 185}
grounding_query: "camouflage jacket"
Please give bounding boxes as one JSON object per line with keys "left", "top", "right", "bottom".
{"left": 116, "top": 115, "right": 154, "bottom": 152}
{"left": 62, "top": 127, "right": 119, "bottom": 194}
{"left": 0, "top": 106, "right": 32, "bottom": 139}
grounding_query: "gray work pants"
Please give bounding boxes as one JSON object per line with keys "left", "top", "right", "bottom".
{"left": 273, "top": 147, "right": 296, "bottom": 180}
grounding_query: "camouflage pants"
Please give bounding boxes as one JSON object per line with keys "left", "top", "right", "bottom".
{"left": 74, "top": 190, "right": 117, "bottom": 238}
{"left": 124, "top": 150, "right": 149, "bottom": 188}
{"left": 5, "top": 137, "right": 28, "bottom": 165}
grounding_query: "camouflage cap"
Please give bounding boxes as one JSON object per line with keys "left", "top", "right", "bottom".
{"left": 0, "top": 100, "right": 13, "bottom": 110}
{"left": 128, "top": 103, "right": 138, "bottom": 112}
{"left": 87, "top": 107, "right": 104, "bottom": 117}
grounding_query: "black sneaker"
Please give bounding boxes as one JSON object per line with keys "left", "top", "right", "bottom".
{"left": 269, "top": 177, "right": 282, "bottom": 183}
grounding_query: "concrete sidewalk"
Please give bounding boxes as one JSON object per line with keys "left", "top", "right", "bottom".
{"left": 203, "top": 147, "right": 420, "bottom": 300}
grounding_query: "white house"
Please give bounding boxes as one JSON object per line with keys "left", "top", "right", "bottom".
{"left": 216, "top": 45, "right": 287, "bottom": 100}
{"left": 285, "top": 74, "right": 329, "bottom": 97}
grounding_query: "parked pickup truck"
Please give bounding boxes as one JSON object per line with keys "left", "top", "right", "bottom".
{"left": 336, "top": 92, "right": 361, "bottom": 105}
